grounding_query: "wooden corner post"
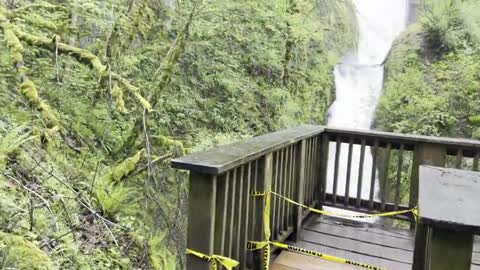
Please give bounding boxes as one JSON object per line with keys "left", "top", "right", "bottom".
{"left": 186, "top": 172, "right": 217, "bottom": 270}
{"left": 252, "top": 153, "right": 273, "bottom": 270}
{"left": 410, "top": 143, "right": 446, "bottom": 270}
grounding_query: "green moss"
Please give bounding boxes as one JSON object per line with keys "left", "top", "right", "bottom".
{"left": 110, "top": 149, "right": 144, "bottom": 182}
{"left": 112, "top": 83, "right": 128, "bottom": 114}
{"left": 153, "top": 135, "right": 185, "bottom": 156}
{"left": 20, "top": 80, "right": 59, "bottom": 128}
{"left": 0, "top": 232, "right": 51, "bottom": 270}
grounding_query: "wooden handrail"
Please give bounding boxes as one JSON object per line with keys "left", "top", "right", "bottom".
{"left": 172, "top": 125, "right": 323, "bottom": 175}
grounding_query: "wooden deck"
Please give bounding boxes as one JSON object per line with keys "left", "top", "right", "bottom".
{"left": 272, "top": 215, "right": 480, "bottom": 270}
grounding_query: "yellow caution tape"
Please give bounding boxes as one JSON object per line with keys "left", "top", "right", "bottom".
{"left": 248, "top": 240, "right": 387, "bottom": 270}
{"left": 252, "top": 190, "right": 418, "bottom": 220}
{"left": 248, "top": 191, "right": 409, "bottom": 270}
{"left": 185, "top": 248, "right": 239, "bottom": 270}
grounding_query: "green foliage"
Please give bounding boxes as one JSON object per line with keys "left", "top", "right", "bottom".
{"left": 0, "top": 232, "right": 52, "bottom": 270}
{"left": 0, "top": 125, "right": 35, "bottom": 169}
{"left": 422, "top": 0, "right": 480, "bottom": 55}
{"left": 148, "top": 232, "right": 177, "bottom": 270}
{"left": 0, "top": 0, "right": 356, "bottom": 269}
{"left": 377, "top": 0, "right": 480, "bottom": 139}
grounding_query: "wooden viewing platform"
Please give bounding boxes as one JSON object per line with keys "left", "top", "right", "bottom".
{"left": 172, "top": 125, "right": 480, "bottom": 270}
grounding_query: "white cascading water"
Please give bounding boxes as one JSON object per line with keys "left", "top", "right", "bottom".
{"left": 326, "top": 0, "right": 409, "bottom": 216}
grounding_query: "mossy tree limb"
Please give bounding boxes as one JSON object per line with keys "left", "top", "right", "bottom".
{"left": 11, "top": 27, "right": 152, "bottom": 112}
{"left": 0, "top": 13, "right": 60, "bottom": 128}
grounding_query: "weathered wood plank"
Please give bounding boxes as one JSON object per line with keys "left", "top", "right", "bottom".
{"left": 289, "top": 239, "right": 412, "bottom": 270}
{"left": 172, "top": 125, "right": 324, "bottom": 174}
{"left": 272, "top": 251, "right": 364, "bottom": 270}
{"left": 369, "top": 140, "right": 378, "bottom": 209}
{"left": 332, "top": 137, "right": 341, "bottom": 204}
{"left": 213, "top": 173, "right": 229, "bottom": 255}
{"left": 301, "top": 229, "right": 413, "bottom": 263}
{"left": 395, "top": 144, "right": 404, "bottom": 210}
{"left": 252, "top": 154, "right": 273, "bottom": 270}
{"left": 356, "top": 139, "right": 366, "bottom": 208}
{"left": 303, "top": 222, "right": 414, "bottom": 251}
{"left": 418, "top": 166, "right": 480, "bottom": 231}
{"left": 295, "top": 140, "right": 307, "bottom": 241}
{"left": 344, "top": 138, "right": 354, "bottom": 206}
{"left": 319, "top": 134, "right": 329, "bottom": 203}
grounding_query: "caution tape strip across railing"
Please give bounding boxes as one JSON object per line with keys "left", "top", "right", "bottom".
{"left": 247, "top": 240, "right": 387, "bottom": 270}
{"left": 185, "top": 248, "right": 239, "bottom": 270}
{"left": 249, "top": 189, "right": 418, "bottom": 270}
{"left": 251, "top": 190, "right": 419, "bottom": 221}
{"left": 185, "top": 189, "right": 418, "bottom": 270}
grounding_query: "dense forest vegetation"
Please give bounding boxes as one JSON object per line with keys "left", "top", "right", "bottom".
{"left": 0, "top": 0, "right": 355, "bottom": 269}
{"left": 377, "top": 0, "right": 480, "bottom": 139}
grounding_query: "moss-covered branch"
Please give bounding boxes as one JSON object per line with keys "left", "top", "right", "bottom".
{"left": 11, "top": 27, "right": 152, "bottom": 112}
{"left": 151, "top": 5, "right": 197, "bottom": 107}
{"left": 0, "top": 12, "right": 60, "bottom": 128}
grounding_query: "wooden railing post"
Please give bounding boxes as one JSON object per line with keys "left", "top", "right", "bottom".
{"left": 252, "top": 153, "right": 272, "bottom": 270}
{"left": 186, "top": 172, "right": 217, "bottom": 270}
{"left": 294, "top": 139, "right": 307, "bottom": 242}
{"left": 413, "top": 166, "right": 478, "bottom": 270}
{"left": 318, "top": 134, "right": 329, "bottom": 206}
{"left": 409, "top": 143, "right": 446, "bottom": 208}
{"left": 410, "top": 143, "right": 446, "bottom": 270}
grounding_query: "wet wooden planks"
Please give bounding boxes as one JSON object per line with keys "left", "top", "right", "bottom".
{"left": 271, "top": 251, "right": 363, "bottom": 270}
{"left": 277, "top": 215, "right": 480, "bottom": 270}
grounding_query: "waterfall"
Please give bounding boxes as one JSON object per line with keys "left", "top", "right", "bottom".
{"left": 325, "top": 0, "right": 409, "bottom": 212}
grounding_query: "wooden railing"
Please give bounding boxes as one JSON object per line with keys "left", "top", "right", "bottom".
{"left": 171, "top": 125, "right": 480, "bottom": 270}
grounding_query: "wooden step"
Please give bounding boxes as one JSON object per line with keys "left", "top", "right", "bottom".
{"left": 271, "top": 250, "right": 363, "bottom": 270}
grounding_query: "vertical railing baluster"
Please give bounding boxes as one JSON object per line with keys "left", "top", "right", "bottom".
{"left": 282, "top": 147, "right": 290, "bottom": 231}
{"left": 305, "top": 139, "right": 311, "bottom": 206}
{"left": 319, "top": 134, "right": 329, "bottom": 203}
{"left": 271, "top": 152, "right": 279, "bottom": 239}
{"left": 311, "top": 136, "right": 319, "bottom": 204}
{"left": 240, "top": 163, "right": 251, "bottom": 270}
{"left": 253, "top": 154, "right": 273, "bottom": 269}
{"left": 381, "top": 143, "right": 392, "bottom": 212}
{"left": 295, "top": 139, "right": 306, "bottom": 241}
{"left": 235, "top": 166, "right": 244, "bottom": 260}
{"left": 395, "top": 144, "right": 404, "bottom": 210}
{"left": 369, "top": 140, "right": 379, "bottom": 209}
{"left": 344, "top": 138, "right": 354, "bottom": 206}
{"left": 247, "top": 161, "right": 258, "bottom": 269}
{"left": 214, "top": 172, "right": 229, "bottom": 256}
{"left": 356, "top": 138, "right": 366, "bottom": 208}
{"left": 333, "top": 137, "right": 342, "bottom": 204}
{"left": 277, "top": 148, "right": 284, "bottom": 236}
{"left": 227, "top": 169, "right": 237, "bottom": 257}
{"left": 290, "top": 144, "right": 296, "bottom": 227}
{"left": 456, "top": 149, "right": 463, "bottom": 169}
{"left": 474, "top": 152, "right": 479, "bottom": 172}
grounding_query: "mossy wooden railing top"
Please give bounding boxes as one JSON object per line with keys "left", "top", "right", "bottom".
{"left": 173, "top": 126, "right": 480, "bottom": 175}
{"left": 171, "top": 125, "right": 324, "bottom": 174}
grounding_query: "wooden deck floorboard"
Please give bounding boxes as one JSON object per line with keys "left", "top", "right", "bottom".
{"left": 273, "top": 215, "right": 480, "bottom": 270}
